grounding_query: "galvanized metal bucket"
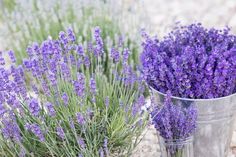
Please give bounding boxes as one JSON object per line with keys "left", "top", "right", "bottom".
{"left": 150, "top": 87, "right": 236, "bottom": 157}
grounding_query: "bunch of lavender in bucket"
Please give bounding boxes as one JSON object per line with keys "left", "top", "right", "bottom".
{"left": 141, "top": 23, "right": 236, "bottom": 157}
{"left": 151, "top": 92, "right": 197, "bottom": 157}
{"left": 0, "top": 27, "right": 148, "bottom": 156}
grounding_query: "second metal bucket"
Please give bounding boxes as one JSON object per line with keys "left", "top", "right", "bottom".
{"left": 151, "top": 88, "right": 236, "bottom": 157}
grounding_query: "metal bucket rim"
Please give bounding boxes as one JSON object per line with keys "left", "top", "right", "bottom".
{"left": 150, "top": 86, "right": 236, "bottom": 102}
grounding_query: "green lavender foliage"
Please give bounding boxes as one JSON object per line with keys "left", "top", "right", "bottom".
{"left": 0, "top": 27, "right": 148, "bottom": 157}
{"left": 0, "top": 0, "right": 140, "bottom": 66}
{"left": 1, "top": 0, "right": 16, "bottom": 12}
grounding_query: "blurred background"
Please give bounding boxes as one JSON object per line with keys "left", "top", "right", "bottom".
{"left": 2, "top": 0, "right": 236, "bottom": 51}
{"left": 143, "top": 0, "right": 236, "bottom": 34}
{"left": 0, "top": 0, "right": 236, "bottom": 156}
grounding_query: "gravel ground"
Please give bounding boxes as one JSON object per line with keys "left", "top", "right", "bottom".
{"left": 132, "top": 123, "right": 236, "bottom": 157}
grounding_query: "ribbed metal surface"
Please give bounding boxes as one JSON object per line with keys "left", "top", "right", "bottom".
{"left": 151, "top": 87, "right": 236, "bottom": 157}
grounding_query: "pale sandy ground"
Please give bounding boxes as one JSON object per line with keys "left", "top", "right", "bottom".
{"left": 0, "top": 0, "right": 236, "bottom": 156}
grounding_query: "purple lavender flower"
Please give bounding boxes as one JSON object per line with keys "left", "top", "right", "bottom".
{"left": 23, "top": 59, "right": 31, "bottom": 70}
{"left": 28, "top": 98, "right": 41, "bottom": 116}
{"left": 123, "top": 48, "right": 130, "bottom": 63}
{"left": 74, "top": 73, "right": 85, "bottom": 97}
{"left": 26, "top": 46, "right": 34, "bottom": 58}
{"left": 19, "top": 147, "right": 26, "bottom": 157}
{"left": 110, "top": 47, "right": 120, "bottom": 62}
{"left": 132, "top": 95, "right": 146, "bottom": 116}
{"left": 77, "top": 137, "right": 86, "bottom": 149}
{"left": 69, "top": 118, "right": 75, "bottom": 130}
{"left": 86, "top": 108, "right": 94, "bottom": 119}
{"left": 87, "top": 41, "right": 93, "bottom": 52}
{"left": 59, "top": 31, "right": 68, "bottom": 45}
{"left": 32, "top": 42, "right": 40, "bottom": 55}
{"left": 94, "top": 26, "right": 104, "bottom": 56}
{"left": 8, "top": 50, "right": 16, "bottom": 63}
{"left": 63, "top": 55, "right": 68, "bottom": 64}
{"left": 89, "top": 77, "right": 96, "bottom": 95}
{"left": 70, "top": 54, "right": 76, "bottom": 66}
{"left": 32, "top": 85, "right": 39, "bottom": 95}
{"left": 30, "top": 58, "right": 43, "bottom": 79}
{"left": 45, "top": 102, "right": 56, "bottom": 117}
{"left": 119, "top": 100, "right": 124, "bottom": 108}
{"left": 141, "top": 23, "right": 236, "bottom": 99}
{"left": 41, "top": 80, "right": 50, "bottom": 95}
{"left": 60, "top": 62, "right": 71, "bottom": 80}
{"left": 24, "top": 123, "right": 31, "bottom": 131}
{"left": 0, "top": 55, "right": 5, "bottom": 65}
{"left": 136, "top": 95, "right": 145, "bottom": 108}
{"left": 62, "top": 93, "right": 69, "bottom": 106}
{"left": 47, "top": 71, "right": 57, "bottom": 86}
{"left": 131, "top": 104, "right": 139, "bottom": 117}
{"left": 56, "top": 126, "right": 65, "bottom": 140}
{"left": 77, "top": 58, "right": 83, "bottom": 69}
{"left": 0, "top": 26, "right": 145, "bottom": 156}
{"left": 0, "top": 103, "right": 6, "bottom": 117}
{"left": 67, "top": 27, "right": 76, "bottom": 42}
{"left": 76, "top": 112, "right": 85, "bottom": 125}
{"left": 2, "top": 118, "right": 21, "bottom": 142}
{"left": 122, "top": 64, "right": 136, "bottom": 86}
{"left": 99, "top": 148, "right": 104, "bottom": 157}
{"left": 84, "top": 56, "right": 90, "bottom": 68}
{"left": 27, "top": 124, "right": 45, "bottom": 142}
{"left": 103, "top": 138, "right": 109, "bottom": 156}
{"left": 76, "top": 44, "right": 84, "bottom": 56}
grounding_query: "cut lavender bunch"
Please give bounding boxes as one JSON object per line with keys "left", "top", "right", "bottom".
{"left": 0, "top": 27, "right": 148, "bottom": 157}
{"left": 141, "top": 23, "right": 236, "bottom": 99}
{"left": 142, "top": 23, "right": 236, "bottom": 157}
{"left": 151, "top": 92, "right": 197, "bottom": 157}
{"left": 151, "top": 92, "right": 197, "bottom": 140}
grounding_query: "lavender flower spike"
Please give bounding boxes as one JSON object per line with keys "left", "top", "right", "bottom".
{"left": 94, "top": 26, "right": 104, "bottom": 56}
{"left": 28, "top": 98, "right": 41, "bottom": 116}
{"left": 62, "top": 93, "right": 69, "bottom": 106}
{"left": 67, "top": 27, "right": 76, "bottom": 42}
{"left": 45, "top": 102, "right": 56, "bottom": 117}
{"left": 89, "top": 77, "right": 96, "bottom": 95}
{"left": 28, "top": 124, "right": 45, "bottom": 142}
{"left": 110, "top": 47, "right": 120, "bottom": 62}
{"left": 56, "top": 126, "right": 65, "bottom": 140}
{"left": 76, "top": 112, "right": 86, "bottom": 125}
{"left": 8, "top": 50, "right": 16, "bottom": 63}
{"left": 74, "top": 73, "right": 85, "bottom": 97}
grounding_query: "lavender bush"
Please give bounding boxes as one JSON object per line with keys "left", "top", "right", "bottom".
{"left": 0, "top": 27, "right": 148, "bottom": 156}
{"left": 141, "top": 23, "right": 236, "bottom": 99}
{"left": 0, "top": 0, "right": 141, "bottom": 66}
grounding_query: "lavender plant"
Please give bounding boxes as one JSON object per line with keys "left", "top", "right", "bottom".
{"left": 0, "top": 0, "right": 141, "bottom": 66}
{"left": 141, "top": 23, "right": 236, "bottom": 99}
{"left": 0, "top": 27, "right": 148, "bottom": 156}
{"left": 151, "top": 92, "right": 197, "bottom": 157}
{"left": 0, "top": 0, "right": 16, "bottom": 13}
